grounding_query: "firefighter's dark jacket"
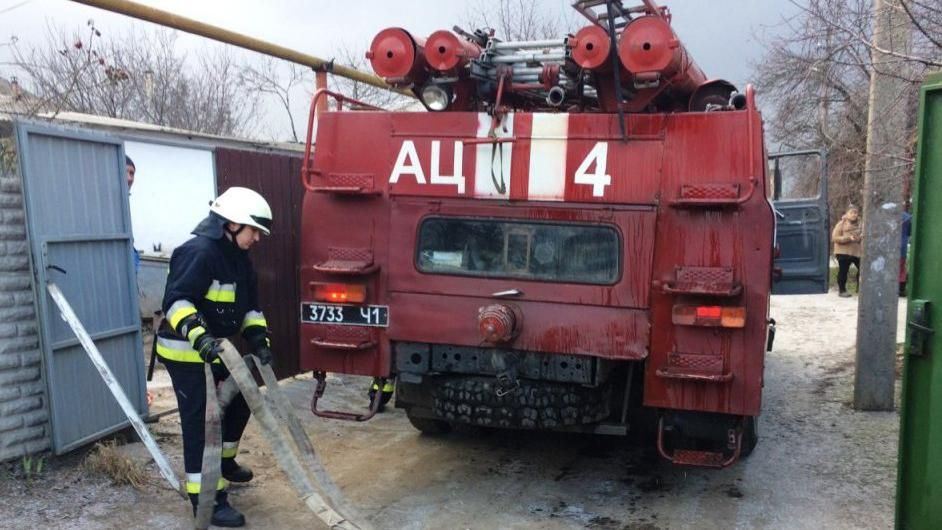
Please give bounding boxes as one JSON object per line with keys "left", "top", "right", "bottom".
{"left": 156, "top": 213, "right": 268, "bottom": 366}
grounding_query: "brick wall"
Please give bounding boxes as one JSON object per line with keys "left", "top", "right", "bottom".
{"left": 0, "top": 134, "right": 50, "bottom": 461}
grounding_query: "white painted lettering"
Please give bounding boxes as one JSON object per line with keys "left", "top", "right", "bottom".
{"left": 389, "top": 140, "right": 426, "bottom": 185}
{"left": 430, "top": 140, "right": 466, "bottom": 194}
{"left": 573, "top": 142, "right": 611, "bottom": 197}
{"left": 390, "top": 140, "right": 467, "bottom": 193}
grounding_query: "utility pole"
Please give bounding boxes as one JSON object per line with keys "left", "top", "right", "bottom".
{"left": 854, "top": 0, "right": 912, "bottom": 410}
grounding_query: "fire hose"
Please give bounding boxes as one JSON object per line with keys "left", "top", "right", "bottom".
{"left": 195, "top": 342, "right": 364, "bottom": 530}
{"left": 46, "top": 283, "right": 363, "bottom": 529}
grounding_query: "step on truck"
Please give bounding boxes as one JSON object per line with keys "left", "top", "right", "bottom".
{"left": 298, "top": 0, "right": 829, "bottom": 468}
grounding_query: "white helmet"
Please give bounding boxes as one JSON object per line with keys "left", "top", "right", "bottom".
{"left": 210, "top": 187, "right": 273, "bottom": 235}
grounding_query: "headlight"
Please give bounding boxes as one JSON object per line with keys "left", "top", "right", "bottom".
{"left": 421, "top": 84, "right": 452, "bottom": 111}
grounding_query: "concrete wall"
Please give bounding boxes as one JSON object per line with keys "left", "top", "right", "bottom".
{"left": 0, "top": 132, "right": 50, "bottom": 461}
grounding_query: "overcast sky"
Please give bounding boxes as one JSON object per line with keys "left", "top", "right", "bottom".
{"left": 0, "top": 0, "right": 801, "bottom": 140}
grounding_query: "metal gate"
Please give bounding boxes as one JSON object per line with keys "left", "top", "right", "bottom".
{"left": 897, "top": 72, "right": 942, "bottom": 529}
{"left": 16, "top": 121, "right": 145, "bottom": 453}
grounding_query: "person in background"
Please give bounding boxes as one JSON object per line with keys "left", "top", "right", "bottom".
{"left": 126, "top": 154, "right": 152, "bottom": 408}
{"left": 126, "top": 155, "right": 141, "bottom": 274}
{"left": 832, "top": 205, "right": 863, "bottom": 298}
{"left": 126, "top": 155, "right": 136, "bottom": 189}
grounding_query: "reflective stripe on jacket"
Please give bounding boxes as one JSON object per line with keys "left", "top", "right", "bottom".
{"left": 155, "top": 336, "right": 219, "bottom": 364}
{"left": 157, "top": 228, "right": 268, "bottom": 364}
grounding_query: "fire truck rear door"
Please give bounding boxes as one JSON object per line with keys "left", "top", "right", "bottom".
{"left": 769, "top": 150, "right": 830, "bottom": 294}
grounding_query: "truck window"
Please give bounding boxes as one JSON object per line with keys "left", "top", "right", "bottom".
{"left": 768, "top": 151, "right": 824, "bottom": 201}
{"left": 416, "top": 218, "right": 620, "bottom": 284}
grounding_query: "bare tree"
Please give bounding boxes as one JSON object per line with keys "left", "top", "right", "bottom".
{"left": 240, "top": 58, "right": 312, "bottom": 142}
{"left": 8, "top": 22, "right": 260, "bottom": 137}
{"left": 465, "top": 0, "right": 578, "bottom": 40}
{"left": 753, "top": 0, "right": 939, "bottom": 220}
{"left": 329, "top": 45, "right": 412, "bottom": 110}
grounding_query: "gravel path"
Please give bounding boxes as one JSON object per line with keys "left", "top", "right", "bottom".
{"left": 0, "top": 293, "right": 905, "bottom": 529}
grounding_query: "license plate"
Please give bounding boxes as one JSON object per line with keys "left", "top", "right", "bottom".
{"left": 301, "top": 303, "right": 389, "bottom": 327}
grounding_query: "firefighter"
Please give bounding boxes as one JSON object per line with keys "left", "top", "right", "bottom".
{"left": 156, "top": 186, "right": 274, "bottom": 528}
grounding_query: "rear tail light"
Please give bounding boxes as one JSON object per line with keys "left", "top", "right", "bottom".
{"left": 312, "top": 282, "right": 367, "bottom": 304}
{"left": 673, "top": 305, "right": 746, "bottom": 328}
{"left": 696, "top": 306, "right": 722, "bottom": 319}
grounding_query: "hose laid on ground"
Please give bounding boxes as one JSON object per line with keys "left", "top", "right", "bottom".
{"left": 247, "top": 355, "right": 360, "bottom": 522}
{"left": 216, "top": 340, "right": 362, "bottom": 529}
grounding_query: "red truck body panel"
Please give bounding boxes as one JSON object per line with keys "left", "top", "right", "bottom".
{"left": 301, "top": 104, "right": 772, "bottom": 417}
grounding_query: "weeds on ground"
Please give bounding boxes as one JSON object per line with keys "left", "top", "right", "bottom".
{"left": 83, "top": 441, "right": 149, "bottom": 491}
{"left": 19, "top": 453, "right": 45, "bottom": 481}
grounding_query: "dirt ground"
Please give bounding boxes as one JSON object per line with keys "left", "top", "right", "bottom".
{"left": 0, "top": 292, "right": 906, "bottom": 530}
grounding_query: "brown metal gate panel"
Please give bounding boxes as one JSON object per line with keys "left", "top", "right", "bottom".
{"left": 215, "top": 147, "right": 303, "bottom": 379}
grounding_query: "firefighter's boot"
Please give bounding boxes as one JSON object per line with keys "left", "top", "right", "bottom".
{"left": 368, "top": 379, "right": 395, "bottom": 412}
{"left": 189, "top": 491, "right": 246, "bottom": 528}
{"left": 211, "top": 491, "right": 246, "bottom": 528}
{"left": 221, "top": 458, "right": 254, "bottom": 483}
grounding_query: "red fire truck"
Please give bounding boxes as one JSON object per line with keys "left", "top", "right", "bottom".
{"left": 299, "top": 0, "right": 828, "bottom": 468}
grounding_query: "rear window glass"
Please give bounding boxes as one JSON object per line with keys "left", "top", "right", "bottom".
{"left": 416, "top": 217, "right": 620, "bottom": 284}
{"left": 768, "top": 152, "right": 824, "bottom": 200}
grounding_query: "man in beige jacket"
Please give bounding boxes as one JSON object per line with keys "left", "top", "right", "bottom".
{"left": 832, "top": 206, "right": 862, "bottom": 297}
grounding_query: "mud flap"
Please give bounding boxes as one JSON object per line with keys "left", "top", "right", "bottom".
{"left": 767, "top": 318, "right": 777, "bottom": 352}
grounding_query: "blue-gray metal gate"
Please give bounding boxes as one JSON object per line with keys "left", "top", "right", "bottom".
{"left": 16, "top": 121, "right": 145, "bottom": 454}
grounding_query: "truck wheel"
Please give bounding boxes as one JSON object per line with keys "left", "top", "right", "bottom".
{"left": 740, "top": 416, "right": 758, "bottom": 458}
{"left": 407, "top": 413, "right": 452, "bottom": 435}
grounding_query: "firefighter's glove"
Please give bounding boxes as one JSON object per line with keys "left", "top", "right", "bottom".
{"left": 246, "top": 331, "right": 273, "bottom": 366}
{"left": 254, "top": 346, "right": 273, "bottom": 366}
{"left": 194, "top": 333, "right": 223, "bottom": 363}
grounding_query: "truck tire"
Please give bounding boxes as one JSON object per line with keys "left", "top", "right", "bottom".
{"left": 740, "top": 416, "right": 758, "bottom": 458}
{"left": 406, "top": 413, "right": 452, "bottom": 435}
{"left": 431, "top": 376, "right": 610, "bottom": 429}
